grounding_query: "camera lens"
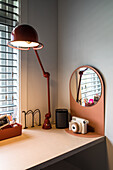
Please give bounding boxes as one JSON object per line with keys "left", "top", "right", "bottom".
{"left": 71, "top": 123, "right": 79, "bottom": 133}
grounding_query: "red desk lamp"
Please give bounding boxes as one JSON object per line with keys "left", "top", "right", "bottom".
{"left": 8, "top": 24, "right": 51, "bottom": 129}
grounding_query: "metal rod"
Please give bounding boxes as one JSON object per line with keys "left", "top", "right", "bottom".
{"left": 76, "top": 68, "right": 88, "bottom": 102}
{"left": 38, "top": 110, "right": 41, "bottom": 126}
{"left": 34, "top": 109, "right": 41, "bottom": 126}
{"left": 34, "top": 50, "right": 45, "bottom": 76}
{"left": 22, "top": 111, "right": 28, "bottom": 129}
{"left": 31, "top": 112, "right": 34, "bottom": 127}
{"left": 34, "top": 50, "right": 51, "bottom": 118}
{"left": 24, "top": 112, "right": 27, "bottom": 129}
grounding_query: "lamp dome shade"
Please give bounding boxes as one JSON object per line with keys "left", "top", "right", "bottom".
{"left": 8, "top": 24, "right": 43, "bottom": 49}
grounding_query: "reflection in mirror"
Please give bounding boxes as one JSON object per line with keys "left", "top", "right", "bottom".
{"left": 71, "top": 67, "right": 101, "bottom": 107}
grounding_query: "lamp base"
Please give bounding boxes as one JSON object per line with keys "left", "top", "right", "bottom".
{"left": 42, "top": 118, "right": 51, "bottom": 129}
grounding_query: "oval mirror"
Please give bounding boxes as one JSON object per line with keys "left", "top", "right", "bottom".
{"left": 70, "top": 66, "right": 102, "bottom": 107}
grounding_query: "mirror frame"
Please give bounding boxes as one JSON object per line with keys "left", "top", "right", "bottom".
{"left": 70, "top": 66, "right": 102, "bottom": 107}
{"left": 68, "top": 65, "right": 104, "bottom": 137}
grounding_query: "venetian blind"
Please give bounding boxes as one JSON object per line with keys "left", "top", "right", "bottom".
{"left": 0, "top": 0, "right": 19, "bottom": 116}
{"left": 80, "top": 68, "right": 101, "bottom": 105}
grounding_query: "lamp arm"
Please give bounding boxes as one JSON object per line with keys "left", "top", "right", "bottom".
{"left": 76, "top": 73, "right": 82, "bottom": 103}
{"left": 76, "top": 68, "right": 88, "bottom": 103}
{"left": 34, "top": 50, "right": 51, "bottom": 119}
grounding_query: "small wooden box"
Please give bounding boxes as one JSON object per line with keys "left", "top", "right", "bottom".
{"left": 0, "top": 123, "right": 22, "bottom": 141}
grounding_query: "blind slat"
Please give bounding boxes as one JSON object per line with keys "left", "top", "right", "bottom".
{"left": 0, "top": 104, "right": 16, "bottom": 108}
{"left": 0, "top": 110, "right": 14, "bottom": 115}
{"left": 0, "top": 85, "right": 17, "bottom": 88}
{"left": 0, "top": 58, "right": 17, "bottom": 61}
{"left": 0, "top": 16, "right": 17, "bottom": 22}
{"left": 0, "top": 22, "right": 14, "bottom": 28}
{"left": 0, "top": 30, "right": 12, "bottom": 34}
{"left": 0, "top": 79, "right": 17, "bottom": 81}
{"left": 0, "top": 51, "right": 17, "bottom": 55}
{"left": 0, "top": 1, "right": 18, "bottom": 8}
{"left": 0, "top": 9, "right": 19, "bottom": 16}
{"left": 0, "top": 37, "right": 11, "bottom": 40}
{"left": 0, "top": 65, "right": 17, "bottom": 68}
{"left": 0, "top": 0, "right": 19, "bottom": 117}
{"left": 0, "top": 99, "right": 17, "bottom": 102}
{"left": 82, "top": 92, "right": 101, "bottom": 98}
{"left": 81, "top": 77, "right": 99, "bottom": 81}
{"left": 0, "top": 72, "right": 17, "bottom": 74}
{"left": 81, "top": 80, "right": 100, "bottom": 85}
{"left": 0, "top": 92, "right": 17, "bottom": 95}
{"left": 81, "top": 88, "right": 101, "bottom": 95}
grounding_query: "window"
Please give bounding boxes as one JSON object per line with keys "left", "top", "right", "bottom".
{"left": 80, "top": 68, "right": 101, "bottom": 106}
{"left": 0, "top": 0, "right": 19, "bottom": 120}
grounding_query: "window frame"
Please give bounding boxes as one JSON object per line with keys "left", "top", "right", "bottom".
{"left": 0, "top": 0, "right": 20, "bottom": 122}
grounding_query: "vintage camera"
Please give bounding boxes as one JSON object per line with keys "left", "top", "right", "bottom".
{"left": 69, "top": 116, "right": 89, "bottom": 134}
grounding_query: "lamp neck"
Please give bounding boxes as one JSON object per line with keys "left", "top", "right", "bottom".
{"left": 34, "top": 50, "right": 51, "bottom": 118}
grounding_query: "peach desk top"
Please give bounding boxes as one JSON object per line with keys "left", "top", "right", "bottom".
{"left": 0, "top": 126, "right": 104, "bottom": 170}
